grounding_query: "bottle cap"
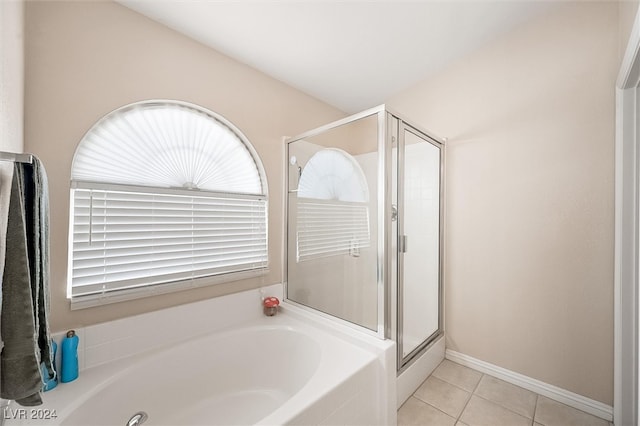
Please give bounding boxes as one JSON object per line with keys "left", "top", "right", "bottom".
{"left": 263, "top": 297, "right": 280, "bottom": 308}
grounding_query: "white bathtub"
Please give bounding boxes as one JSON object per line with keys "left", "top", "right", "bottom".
{"left": 4, "top": 289, "right": 395, "bottom": 425}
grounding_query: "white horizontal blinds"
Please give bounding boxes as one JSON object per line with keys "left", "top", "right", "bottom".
{"left": 68, "top": 101, "right": 269, "bottom": 305}
{"left": 296, "top": 199, "right": 370, "bottom": 262}
{"left": 70, "top": 185, "right": 267, "bottom": 298}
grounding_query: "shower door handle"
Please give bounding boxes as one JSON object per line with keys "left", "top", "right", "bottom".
{"left": 399, "top": 235, "right": 408, "bottom": 253}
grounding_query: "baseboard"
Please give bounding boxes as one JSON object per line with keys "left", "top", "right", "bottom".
{"left": 445, "top": 350, "right": 613, "bottom": 422}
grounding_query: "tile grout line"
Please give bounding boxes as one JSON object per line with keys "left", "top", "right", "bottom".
{"left": 432, "top": 361, "right": 485, "bottom": 395}
{"left": 470, "top": 391, "right": 535, "bottom": 423}
{"left": 430, "top": 361, "right": 486, "bottom": 422}
{"left": 469, "top": 376, "right": 538, "bottom": 423}
{"left": 471, "top": 372, "right": 484, "bottom": 393}
{"left": 409, "top": 391, "right": 458, "bottom": 422}
{"left": 456, "top": 383, "right": 476, "bottom": 422}
{"left": 410, "top": 376, "right": 469, "bottom": 423}
{"left": 414, "top": 362, "right": 481, "bottom": 424}
{"left": 451, "top": 360, "right": 562, "bottom": 426}
{"left": 531, "top": 394, "right": 540, "bottom": 426}
{"left": 430, "top": 359, "right": 609, "bottom": 426}
{"left": 411, "top": 395, "right": 462, "bottom": 424}
{"left": 456, "top": 372, "right": 485, "bottom": 422}
{"left": 446, "top": 351, "right": 612, "bottom": 422}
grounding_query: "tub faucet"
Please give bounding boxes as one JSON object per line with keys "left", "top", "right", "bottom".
{"left": 126, "top": 411, "right": 148, "bottom": 426}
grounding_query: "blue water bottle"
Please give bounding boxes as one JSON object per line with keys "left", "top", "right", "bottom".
{"left": 61, "top": 330, "right": 79, "bottom": 383}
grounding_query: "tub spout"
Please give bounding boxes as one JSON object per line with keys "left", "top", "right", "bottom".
{"left": 126, "top": 411, "right": 148, "bottom": 426}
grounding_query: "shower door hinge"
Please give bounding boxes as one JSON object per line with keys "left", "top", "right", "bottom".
{"left": 399, "top": 235, "right": 408, "bottom": 253}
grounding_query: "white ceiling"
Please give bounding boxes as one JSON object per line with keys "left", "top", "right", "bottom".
{"left": 118, "top": 1, "right": 552, "bottom": 113}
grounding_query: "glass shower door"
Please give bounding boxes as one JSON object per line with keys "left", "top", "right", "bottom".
{"left": 397, "top": 122, "right": 442, "bottom": 363}
{"left": 284, "top": 106, "right": 443, "bottom": 361}
{"left": 285, "top": 112, "right": 382, "bottom": 334}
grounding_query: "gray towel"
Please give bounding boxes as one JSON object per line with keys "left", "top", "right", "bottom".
{"left": 0, "top": 158, "right": 54, "bottom": 406}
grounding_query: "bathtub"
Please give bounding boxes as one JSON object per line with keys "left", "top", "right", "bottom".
{"left": 3, "top": 287, "right": 395, "bottom": 425}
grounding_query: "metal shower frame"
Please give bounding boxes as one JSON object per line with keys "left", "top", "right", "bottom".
{"left": 283, "top": 104, "right": 446, "bottom": 370}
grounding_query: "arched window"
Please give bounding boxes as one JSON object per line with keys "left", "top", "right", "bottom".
{"left": 68, "top": 100, "right": 268, "bottom": 308}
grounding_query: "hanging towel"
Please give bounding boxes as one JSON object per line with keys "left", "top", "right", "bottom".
{"left": 0, "top": 162, "right": 15, "bottom": 353}
{"left": 0, "top": 158, "right": 54, "bottom": 406}
{"left": 30, "top": 158, "right": 54, "bottom": 386}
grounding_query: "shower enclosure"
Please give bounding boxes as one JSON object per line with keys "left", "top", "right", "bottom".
{"left": 285, "top": 105, "right": 444, "bottom": 370}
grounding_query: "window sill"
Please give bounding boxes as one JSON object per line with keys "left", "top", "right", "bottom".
{"left": 69, "top": 268, "right": 269, "bottom": 310}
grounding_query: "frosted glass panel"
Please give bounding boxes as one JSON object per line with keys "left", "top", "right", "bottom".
{"left": 286, "top": 114, "right": 379, "bottom": 331}
{"left": 402, "top": 130, "right": 440, "bottom": 357}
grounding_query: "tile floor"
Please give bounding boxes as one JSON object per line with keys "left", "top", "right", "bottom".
{"left": 398, "top": 359, "right": 611, "bottom": 426}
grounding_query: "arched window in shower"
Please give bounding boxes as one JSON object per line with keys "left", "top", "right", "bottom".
{"left": 295, "top": 148, "right": 370, "bottom": 262}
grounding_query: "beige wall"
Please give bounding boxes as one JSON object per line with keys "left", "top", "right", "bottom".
{"left": 0, "top": 0, "right": 25, "bottom": 306}
{"left": 1, "top": 0, "right": 24, "bottom": 154}
{"left": 388, "top": 2, "right": 618, "bottom": 405}
{"left": 619, "top": 1, "right": 639, "bottom": 61}
{"left": 24, "top": 0, "right": 344, "bottom": 332}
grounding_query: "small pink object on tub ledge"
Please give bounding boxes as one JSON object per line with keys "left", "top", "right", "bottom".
{"left": 263, "top": 297, "right": 280, "bottom": 316}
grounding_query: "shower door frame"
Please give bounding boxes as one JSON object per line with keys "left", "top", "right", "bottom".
{"left": 393, "top": 117, "right": 446, "bottom": 371}
{"left": 614, "top": 8, "right": 640, "bottom": 425}
{"left": 283, "top": 105, "right": 391, "bottom": 340}
{"left": 283, "top": 105, "right": 446, "bottom": 354}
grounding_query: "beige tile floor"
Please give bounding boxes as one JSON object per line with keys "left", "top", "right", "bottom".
{"left": 398, "top": 359, "right": 611, "bottom": 426}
